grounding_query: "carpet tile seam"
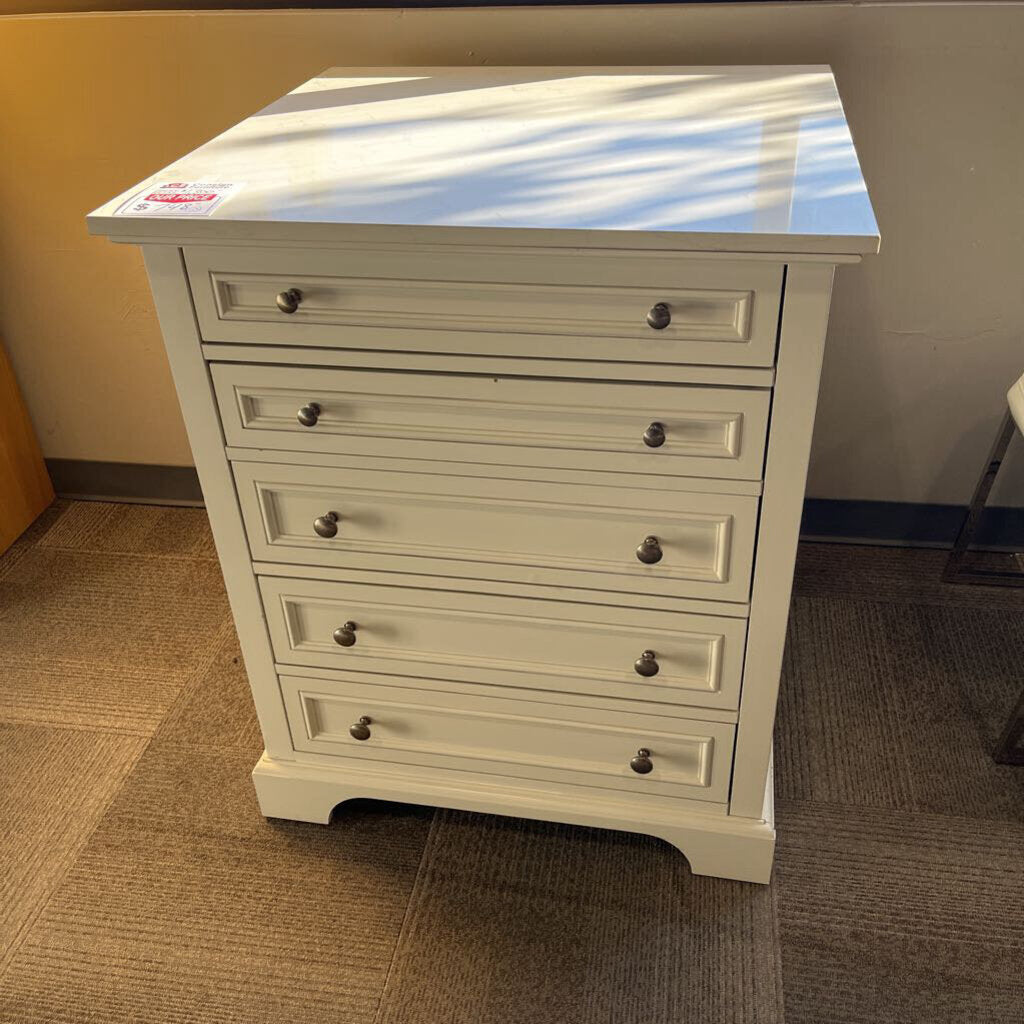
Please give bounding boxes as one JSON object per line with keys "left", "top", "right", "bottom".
{"left": 766, "top": 877, "right": 787, "bottom": 1024}
{"left": 0, "top": 733, "right": 149, "bottom": 980}
{"left": 887, "top": 606, "right": 998, "bottom": 817}
{"left": 777, "top": 922, "right": 1024, "bottom": 950}
{"left": 21, "top": 932, "right": 403, "bottom": 969}
{"left": 0, "top": 695, "right": 165, "bottom": 713}
{"left": 171, "top": 615, "right": 237, "bottom": 693}
{"left": 37, "top": 904, "right": 411, "bottom": 946}
{"left": 776, "top": 842, "right": 1024, "bottom": 869}
{"left": 0, "top": 503, "right": 73, "bottom": 583}
{"left": 13, "top": 939, "right": 396, "bottom": 984}
{"left": 144, "top": 624, "right": 246, "bottom": 750}
{"left": 371, "top": 808, "right": 444, "bottom": 1024}
{"left": 0, "top": 719, "right": 156, "bottom": 742}
{"left": 33, "top": 544, "right": 220, "bottom": 563}
{"left": 0, "top": 719, "right": 155, "bottom": 739}
{"left": 776, "top": 795, "right": 1024, "bottom": 828}
{"left": 0, "top": 960, "right": 384, "bottom": 1008}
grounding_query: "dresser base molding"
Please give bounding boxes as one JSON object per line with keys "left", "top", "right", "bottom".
{"left": 251, "top": 752, "right": 776, "bottom": 884}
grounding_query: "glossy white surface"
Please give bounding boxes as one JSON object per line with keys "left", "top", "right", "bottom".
{"left": 90, "top": 66, "right": 879, "bottom": 254}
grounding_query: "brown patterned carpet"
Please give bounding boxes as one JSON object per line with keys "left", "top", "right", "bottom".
{"left": 1, "top": 501, "right": 1022, "bottom": 1023}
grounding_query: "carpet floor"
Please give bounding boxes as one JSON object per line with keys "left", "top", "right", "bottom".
{"left": 0, "top": 501, "right": 1021, "bottom": 1023}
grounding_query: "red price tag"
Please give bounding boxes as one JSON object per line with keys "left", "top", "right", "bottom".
{"left": 144, "top": 192, "right": 217, "bottom": 203}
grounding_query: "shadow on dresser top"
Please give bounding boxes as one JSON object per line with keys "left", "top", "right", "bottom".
{"left": 87, "top": 65, "right": 880, "bottom": 257}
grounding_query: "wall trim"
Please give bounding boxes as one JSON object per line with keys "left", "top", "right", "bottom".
{"left": 44, "top": 460, "right": 1024, "bottom": 549}
{"left": 801, "top": 498, "right": 1024, "bottom": 550}
{"left": 45, "top": 459, "right": 204, "bottom": 507}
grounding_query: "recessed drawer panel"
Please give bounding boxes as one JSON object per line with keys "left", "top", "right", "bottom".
{"left": 281, "top": 674, "right": 735, "bottom": 803}
{"left": 260, "top": 576, "right": 747, "bottom": 710}
{"left": 212, "top": 364, "right": 770, "bottom": 482}
{"left": 187, "top": 246, "right": 783, "bottom": 368}
{"left": 236, "top": 462, "right": 757, "bottom": 603}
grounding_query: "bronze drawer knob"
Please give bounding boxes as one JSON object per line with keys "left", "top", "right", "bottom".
{"left": 636, "top": 536, "right": 663, "bottom": 564}
{"left": 646, "top": 303, "right": 671, "bottom": 330}
{"left": 630, "top": 748, "right": 654, "bottom": 774}
{"left": 349, "top": 716, "right": 372, "bottom": 741}
{"left": 634, "top": 650, "right": 660, "bottom": 677}
{"left": 313, "top": 512, "right": 339, "bottom": 538}
{"left": 296, "top": 402, "right": 320, "bottom": 427}
{"left": 643, "top": 422, "right": 666, "bottom": 448}
{"left": 333, "top": 621, "right": 357, "bottom": 647}
{"left": 275, "top": 288, "right": 303, "bottom": 314}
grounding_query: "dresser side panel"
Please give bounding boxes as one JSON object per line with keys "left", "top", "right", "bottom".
{"left": 729, "top": 261, "right": 835, "bottom": 818}
{"left": 141, "top": 244, "right": 293, "bottom": 757}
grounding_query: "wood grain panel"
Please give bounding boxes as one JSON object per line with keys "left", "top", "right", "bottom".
{"left": 0, "top": 339, "right": 53, "bottom": 554}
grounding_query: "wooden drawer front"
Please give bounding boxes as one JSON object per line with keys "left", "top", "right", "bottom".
{"left": 260, "top": 577, "right": 747, "bottom": 710}
{"left": 212, "top": 364, "right": 770, "bottom": 482}
{"left": 187, "top": 246, "right": 782, "bottom": 367}
{"left": 282, "top": 675, "right": 735, "bottom": 803}
{"left": 236, "top": 462, "right": 756, "bottom": 603}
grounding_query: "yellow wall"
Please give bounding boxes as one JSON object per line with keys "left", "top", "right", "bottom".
{"left": 1, "top": 5, "right": 1023, "bottom": 503}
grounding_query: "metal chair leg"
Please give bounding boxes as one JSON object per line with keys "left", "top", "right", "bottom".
{"left": 943, "top": 408, "right": 1024, "bottom": 765}
{"left": 943, "top": 409, "right": 1024, "bottom": 586}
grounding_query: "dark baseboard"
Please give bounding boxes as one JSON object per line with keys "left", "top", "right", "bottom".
{"left": 44, "top": 460, "right": 1024, "bottom": 549}
{"left": 46, "top": 459, "right": 203, "bottom": 506}
{"left": 801, "top": 498, "right": 1024, "bottom": 550}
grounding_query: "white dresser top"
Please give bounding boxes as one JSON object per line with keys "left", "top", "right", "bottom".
{"left": 89, "top": 66, "right": 879, "bottom": 256}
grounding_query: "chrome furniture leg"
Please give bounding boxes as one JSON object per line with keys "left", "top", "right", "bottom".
{"left": 942, "top": 410, "right": 1023, "bottom": 586}
{"left": 943, "top": 408, "right": 1024, "bottom": 765}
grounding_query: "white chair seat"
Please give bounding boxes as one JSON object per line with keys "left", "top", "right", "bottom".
{"left": 1008, "top": 372, "right": 1024, "bottom": 436}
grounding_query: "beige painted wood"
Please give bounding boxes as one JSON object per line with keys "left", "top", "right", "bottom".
{"left": 260, "top": 575, "right": 748, "bottom": 711}
{"left": 251, "top": 752, "right": 776, "bottom": 883}
{"left": 227, "top": 446, "right": 763, "bottom": 498}
{"left": 187, "top": 245, "right": 784, "bottom": 367}
{"left": 730, "top": 262, "right": 836, "bottom": 818}
{"left": 140, "top": 245, "right": 294, "bottom": 758}
{"left": 212, "top": 363, "right": 770, "bottom": 482}
{"left": 0, "top": 338, "right": 53, "bottom": 554}
{"left": 255, "top": 561, "right": 749, "bottom": 620}
{"left": 271, "top": 660, "right": 737, "bottom": 724}
{"left": 233, "top": 460, "right": 757, "bottom": 604}
{"left": 280, "top": 674, "right": 735, "bottom": 803}
{"left": 202, "top": 343, "right": 776, "bottom": 389}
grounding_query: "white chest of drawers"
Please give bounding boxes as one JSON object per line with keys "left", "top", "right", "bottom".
{"left": 89, "top": 66, "right": 878, "bottom": 883}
